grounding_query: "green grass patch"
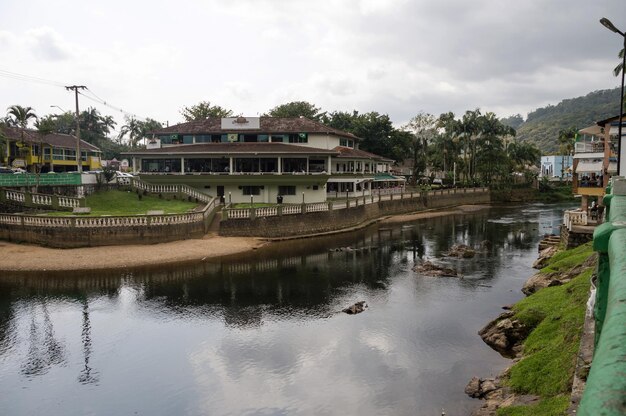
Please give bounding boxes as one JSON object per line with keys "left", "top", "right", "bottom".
{"left": 497, "top": 395, "right": 570, "bottom": 416}
{"left": 535, "top": 185, "right": 576, "bottom": 203}
{"left": 540, "top": 242, "right": 593, "bottom": 274}
{"left": 495, "top": 244, "right": 595, "bottom": 416}
{"left": 46, "top": 190, "right": 199, "bottom": 216}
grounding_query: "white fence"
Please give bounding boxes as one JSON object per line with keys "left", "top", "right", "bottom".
{"left": 563, "top": 209, "right": 588, "bottom": 231}
{"left": 224, "top": 187, "right": 488, "bottom": 220}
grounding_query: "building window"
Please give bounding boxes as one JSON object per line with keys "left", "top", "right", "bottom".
{"left": 242, "top": 186, "right": 262, "bottom": 195}
{"left": 288, "top": 133, "right": 308, "bottom": 143}
{"left": 340, "top": 138, "right": 347, "bottom": 147}
{"left": 271, "top": 135, "right": 285, "bottom": 143}
{"left": 278, "top": 186, "right": 296, "bottom": 195}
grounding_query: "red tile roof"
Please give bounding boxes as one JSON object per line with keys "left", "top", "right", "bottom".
{"left": 0, "top": 126, "right": 101, "bottom": 152}
{"left": 152, "top": 117, "right": 360, "bottom": 140}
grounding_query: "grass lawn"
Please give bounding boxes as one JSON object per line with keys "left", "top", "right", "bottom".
{"left": 46, "top": 190, "right": 199, "bottom": 216}
{"left": 496, "top": 243, "right": 594, "bottom": 416}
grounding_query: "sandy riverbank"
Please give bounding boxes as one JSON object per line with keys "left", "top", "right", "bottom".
{"left": 0, "top": 204, "right": 491, "bottom": 273}
{"left": 0, "top": 235, "right": 267, "bottom": 272}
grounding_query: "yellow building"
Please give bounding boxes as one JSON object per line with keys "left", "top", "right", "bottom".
{"left": 1, "top": 126, "right": 102, "bottom": 172}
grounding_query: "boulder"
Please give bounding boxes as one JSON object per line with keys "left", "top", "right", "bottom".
{"left": 465, "top": 377, "right": 500, "bottom": 399}
{"left": 532, "top": 246, "right": 558, "bottom": 269}
{"left": 342, "top": 301, "right": 368, "bottom": 315}
{"left": 478, "top": 311, "right": 529, "bottom": 358}
{"left": 443, "top": 244, "right": 476, "bottom": 258}
{"left": 413, "top": 261, "right": 460, "bottom": 277}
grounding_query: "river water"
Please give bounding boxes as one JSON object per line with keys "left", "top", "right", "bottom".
{"left": 0, "top": 203, "right": 570, "bottom": 416}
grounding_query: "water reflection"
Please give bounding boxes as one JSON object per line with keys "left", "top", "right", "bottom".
{"left": 0, "top": 203, "right": 573, "bottom": 416}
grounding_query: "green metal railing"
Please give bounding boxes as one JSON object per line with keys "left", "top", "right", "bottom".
{"left": 578, "top": 179, "right": 626, "bottom": 415}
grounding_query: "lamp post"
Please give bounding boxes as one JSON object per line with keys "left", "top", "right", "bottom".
{"left": 600, "top": 17, "right": 626, "bottom": 175}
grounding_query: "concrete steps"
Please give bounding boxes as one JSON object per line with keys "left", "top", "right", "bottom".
{"left": 538, "top": 234, "right": 561, "bottom": 251}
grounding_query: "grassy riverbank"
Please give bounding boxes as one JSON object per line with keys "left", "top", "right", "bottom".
{"left": 497, "top": 242, "right": 594, "bottom": 416}
{"left": 46, "top": 190, "right": 199, "bottom": 216}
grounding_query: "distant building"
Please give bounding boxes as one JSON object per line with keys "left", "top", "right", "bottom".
{"left": 540, "top": 155, "right": 573, "bottom": 180}
{"left": 0, "top": 126, "right": 102, "bottom": 172}
{"left": 123, "top": 116, "right": 405, "bottom": 203}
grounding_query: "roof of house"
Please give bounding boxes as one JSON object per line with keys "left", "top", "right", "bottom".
{"left": 596, "top": 113, "right": 626, "bottom": 127}
{"left": 122, "top": 142, "right": 340, "bottom": 156}
{"left": 0, "top": 126, "right": 101, "bottom": 152}
{"left": 152, "top": 117, "right": 360, "bottom": 140}
{"left": 333, "top": 146, "right": 394, "bottom": 162}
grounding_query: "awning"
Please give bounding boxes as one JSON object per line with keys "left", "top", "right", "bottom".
{"left": 373, "top": 173, "right": 406, "bottom": 182}
{"left": 579, "top": 125, "right": 602, "bottom": 136}
{"left": 575, "top": 160, "right": 603, "bottom": 173}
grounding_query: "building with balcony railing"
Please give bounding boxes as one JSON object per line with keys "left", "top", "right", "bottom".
{"left": 123, "top": 117, "right": 405, "bottom": 204}
{"left": 572, "top": 114, "right": 623, "bottom": 218}
{"left": 1, "top": 126, "right": 102, "bottom": 172}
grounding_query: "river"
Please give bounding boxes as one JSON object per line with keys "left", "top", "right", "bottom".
{"left": 0, "top": 203, "right": 571, "bottom": 415}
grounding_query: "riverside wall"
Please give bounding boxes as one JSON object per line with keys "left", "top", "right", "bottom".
{"left": 0, "top": 220, "right": 208, "bottom": 248}
{"left": 220, "top": 189, "right": 490, "bottom": 238}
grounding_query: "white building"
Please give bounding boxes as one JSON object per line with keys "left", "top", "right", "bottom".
{"left": 540, "top": 155, "right": 573, "bottom": 180}
{"left": 124, "top": 117, "right": 404, "bottom": 204}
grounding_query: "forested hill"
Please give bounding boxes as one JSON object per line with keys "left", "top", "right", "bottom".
{"left": 511, "top": 87, "right": 621, "bottom": 154}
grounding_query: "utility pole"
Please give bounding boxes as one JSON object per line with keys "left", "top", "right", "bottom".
{"left": 65, "top": 85, "right": 86, "bottom": 172}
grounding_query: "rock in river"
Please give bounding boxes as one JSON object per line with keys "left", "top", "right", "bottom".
{"left": 414, "top": 261, "right": 460, "bottom": 277}
{"left": 343, "top": 301, "right": 368, "bottom": 315}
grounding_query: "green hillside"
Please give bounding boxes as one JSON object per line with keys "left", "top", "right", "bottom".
{"left": 511, "top": 87, "right": 621, "bottom": 154}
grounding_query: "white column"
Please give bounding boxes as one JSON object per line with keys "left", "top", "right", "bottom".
{"left": 180, "top": 157, "right": 185, "bottom": 174}
{"left": 306, "top": 156, "right": 309, "bottom": 174}
{"left": 132, "top": 157, "right": 137, "bottom": 173}
{"left": 229, "top": 157, "right": 233, "bottom": 174}
{"left": 327, "top": 155, "right": 332, "bottom": 173}
{"left": 278, "top": 157, "right": 282, "bottom": 174}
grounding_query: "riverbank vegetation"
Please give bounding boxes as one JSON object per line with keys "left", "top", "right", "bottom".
{"left": 46, "top": 190, "right": 198, "bottom": 216}
{"left": 497, "top": 243, "right": 594, "bottom": 416}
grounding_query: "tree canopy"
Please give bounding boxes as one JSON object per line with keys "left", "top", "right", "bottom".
{"left": 180, "top": 101, "right": 234, "bottom": 121}
{"left": 264, "top": 101, "right": 324, "bottom": 120}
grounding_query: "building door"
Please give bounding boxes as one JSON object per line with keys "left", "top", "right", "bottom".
{"left": 217, "top": 185, "right": 225, "bottom": 204}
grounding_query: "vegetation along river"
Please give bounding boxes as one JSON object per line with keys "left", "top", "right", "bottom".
{"left": 0, "top": 203, "right": 573, "bottom": 415}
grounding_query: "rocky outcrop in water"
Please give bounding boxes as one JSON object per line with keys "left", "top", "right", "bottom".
{"left": 532, "top": 245, "right": 558, "bottom": 269}
{"left": 342, "top": 301, "right": 368, "bottom": 315}
{"left": 477, "top": 311, "right": 529, "bottom": 358}
{"left": 413, "top": 261, "right": 460, "bottom": 277}
{"left": 443, "top": 244, "right": 477, "bottom": 258}
{"left": 522, "top": 253, "right": 597, "bottom": 295}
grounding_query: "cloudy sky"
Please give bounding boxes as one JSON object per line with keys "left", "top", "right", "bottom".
{"left": 0, "top": 0, "right": 624, "bottom": 133}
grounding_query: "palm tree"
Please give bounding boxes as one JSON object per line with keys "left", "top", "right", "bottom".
{"left": 117, "top": 116, "right": 144, "bottom": 148}
{"left": 614, "top": 48, "right": 624, "bottom": 77}
{"left": 6, "top": 105, "right": 37, "bottom": 166}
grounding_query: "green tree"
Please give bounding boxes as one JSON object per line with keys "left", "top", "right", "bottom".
{"left": 118, "top": 117, "right": 163, "bottom": 148}
{"left": 613, "top": 47, "right": 624, "bottom": 77}
{"left": 180, "top": 101, "right": 234, "bottom": 121}
{"left": 404, "top": 112, "right": 437, "bottom": 184}
{"left": 500, "top": 114, "right": 524, "bottom": 130}
{"left": 6, "top": 105, "right": 37, "bottom": 165}
{"left": 557, "top": 126, "right": 577, "bottom": 156}
{"left": 264, "top": 101, "right": 324, "bottom": 120}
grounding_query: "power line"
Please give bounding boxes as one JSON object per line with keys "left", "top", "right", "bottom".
{"left": 0, "top": 67, "right": 154, "bottom": 123}
{"left": 0, "top": 68, "right": 67, "bottom": 87}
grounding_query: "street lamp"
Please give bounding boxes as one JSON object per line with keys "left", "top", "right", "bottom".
{"left": 600, "top": 17, "right": 626, "bottom": 175}
{"left": 50, "top": 105, "right": 67, "bottom": 113}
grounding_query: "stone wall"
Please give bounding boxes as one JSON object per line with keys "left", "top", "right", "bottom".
{"left": 220, "top": 189, "right": 490, "bottom": 237}
{"left": 0, "top": 219, "right": 209, "bottom": 248}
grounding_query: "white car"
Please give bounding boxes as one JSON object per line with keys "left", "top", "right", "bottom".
{"left": 113, "top": 171, "right": 135, "bottom": 185}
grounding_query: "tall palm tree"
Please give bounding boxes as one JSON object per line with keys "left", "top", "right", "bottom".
{"left": 614, "top": 48, "right": 625, "bottom": 77}
{"left": 6, "top": 105, "right": 37, "bottom": 165}
{"left": 117, "top": 116, "right": 145, "bottom": 148}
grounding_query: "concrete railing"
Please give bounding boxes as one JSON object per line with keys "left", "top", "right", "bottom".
{"left": 564, "top": 209, "right": 588, "bottom": 230}
{"left": 0, "top": 195, "right": 220, "bottom": 247}
{"left": 127, "top": 177, "right": 213, "bottom": 204}
{"left": 223, "top": 187, "right": 488, "bottom": 220}
{"left": 0, "top": 188, "right": 84, "bottom": 210}
{"left": 578, "top": 180, "right": 626, "bottom": 415}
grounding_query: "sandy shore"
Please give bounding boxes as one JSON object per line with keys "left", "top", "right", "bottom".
{"left": 0, "top": 204, "right": 491, "bottom": 273}
{"left": 0, "top": 235, "right": 267, "bottom": 272}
